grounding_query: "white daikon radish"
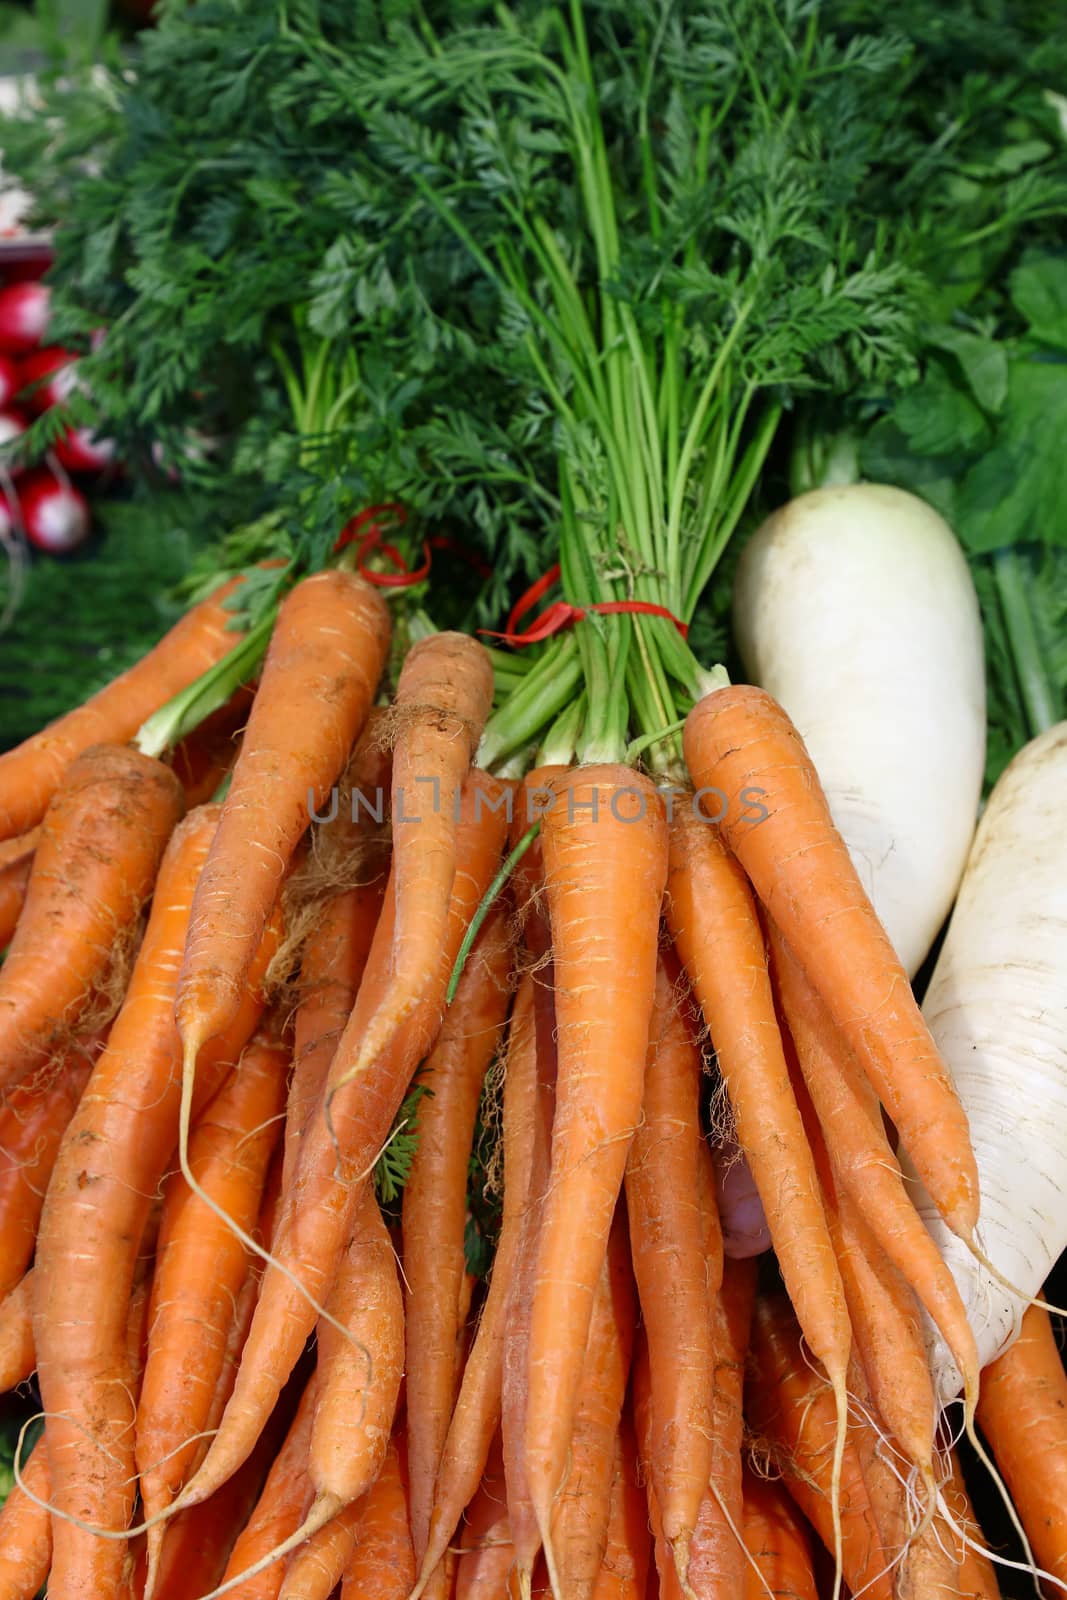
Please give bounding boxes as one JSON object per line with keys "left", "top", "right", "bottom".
{"left": 733, "top": 484, "right": 986, "bottom": 978}
{"left": 909, "top": 723, "right": 1067, "bottom": 1400}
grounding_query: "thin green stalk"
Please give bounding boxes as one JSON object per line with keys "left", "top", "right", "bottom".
{"left": 446, "top": 821, "right": 541, "bottom": 1004}
{"left": 136, "top": 608, "right": 277, "bottom": 760}
{"left": 575, "top": 618, "right": 626, "bottom": 764}
{"left": 665, "top": 303, "right": 754, "bottom": 615}
{"left": 994, "top": 547, "right": 1058, "bottom": 735}
{"left": 478, "top": 640, "right": 583, "bottom": 769}
{"left": 684, "top": 401, "right": 781, "bottom": 616}
{"left": 537, "top": 692, "right": 586, "bottom": 766}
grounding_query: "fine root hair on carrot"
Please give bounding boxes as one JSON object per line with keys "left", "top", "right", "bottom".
{"left": 10, "top": 1412, "right": 186, "bottom": 1544}
{"left": 173, "top": 1038, "right": 372, "bottom": 1373}
{"left": 190, "top": 1491, "right": 345, "bottom": 1600}
{"left": 933, "top": 1487, "right": 1065, "bottom": 1596}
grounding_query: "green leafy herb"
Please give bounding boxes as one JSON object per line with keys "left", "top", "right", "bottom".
{"left": 375, "top": 1080, "right": 431, "bottom": 1206}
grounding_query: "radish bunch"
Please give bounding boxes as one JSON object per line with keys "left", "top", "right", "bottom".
{"left": 0, "top": 261, "right": 117, "bottom": 556}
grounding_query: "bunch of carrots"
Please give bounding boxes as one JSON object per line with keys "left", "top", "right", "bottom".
{"left": 0, "top": 560, "right": 1063, "bottom": 1600}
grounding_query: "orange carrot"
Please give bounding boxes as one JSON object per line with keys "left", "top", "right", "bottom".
{"left": 624, "top": 953, "right": 714, "bottom": 1583}
{"left": 633, "top": 1332, "right": 683, "bottom": 1600}
{"left": 285, "top": 879, "right": 385, "bottom": 1187}
{"left": 137, "top": 1027, "right": 289, "bottom": 1589}
{"left": 746, "top": 1293, "right": 893, "bottom": 1600}
{"left": 502, "top": 963, "right": 559, "bottom": 1592}
{"left": 176, "top": 570, "right": 389, "bottom": 1060}
{"left": 0, "top": 839, "right": 32, "bottom": 950}
{"left": 278, "top": 1497, "right": 366, "bottom": 1600}
{"left": 665, "top": 804, "right": 852, "bottom": 1561}
{"left": 149, "top": 1336, "right": 301, "bottom": 1600}
{"left": 976, "top": 1302, "right": 1067, "bottom": 1588}
{"left": 218, "top": 1374, "right": 319, "bottom": 1600}
{"left": 0, "top": 1269, "right": 34, "bottom": 1391}
{"left": 766, "top": 923, "right": 981, "bottom": 1412}
{"left": 525, "top": 766, "right": 668, "bottom": 1589}
{"left": 591, "top": 1414, "right": 652, "bottom": 1600}
{"left": 549, "top": 1205, "right": 636, "bottom": 1600}
{"left": 942, "top": 1453, "right": 1001, "bottom": 1600}
{"left": 807, "top": 1116, "right": 934, "bottom": 1480}
{"left": 741, "top": 1467, "right": 817, "bottom": 1600}
{"left": 187, "top": 775, "right": 509, "bottom": 1511}
{"left": 454, "top": 1433, "right": 512, "bottom": 1600}
{"left": 34, "top": 804, "right": 279, "bottom": 1600}
{"left": 339, "top": 1434, "right": 416, "bottom": 1600}
{"left": 0, "top": 1431, "right": 52, "bottom": 1600}
{"left": 0, "top": 743, "right": 184, "bottom": 1096}
{"left": 307, "top": 1183, "right": 404, "bottom": 1518}
{"left": 684, "top": 685, "right": 978, "bottom": 1240}
{"left": 414, "top": 976, "right": 540, "bottom": 1600}
{"left": 0, "top": 574, "right": 248, "bottom": 840}
{"left": 336, "top": 632, "right": 495, "bottom": 1105}
{"left": 686, "top": 1256, "right": 758, "bottom": 1600}
{"left": 170, "top": 685, "right": 256, "bottom": 809}
{"left": 404, "top": 902, "right": 514, "bottom": 1569}
{"left": 0, "top": 1034, "right": 97, "bottom": 1298}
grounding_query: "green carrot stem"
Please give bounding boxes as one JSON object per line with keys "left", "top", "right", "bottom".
{"left": 994, "top": 547, "right": 1058, "bottom": 736}
{"left": 135, "top": 607, "right": 277, "bottom": 761}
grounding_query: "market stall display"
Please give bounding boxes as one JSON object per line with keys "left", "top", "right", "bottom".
{"left": 0, "top": 2, "right": 1065, "bottom": 1598}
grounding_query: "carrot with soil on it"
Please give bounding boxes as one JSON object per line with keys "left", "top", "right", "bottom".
{"left": 137, "top": 1026, "right": 289, "bottom": 1594}
{"left": 624, "top": 952, "right": 715, "bottom": 1587}
{"left": 524, "top": 766, "right": 668, "bottom": 1595}
{"left": 548, "top": 1205, "right": 636, "bottom": 1600}
{"left": 176, "top": 569, "right": 390, "bottom": 1066}
{"left": 766, "top": 921, "right": 982, "bottom": 1422}
{"left": 686, "top": 1255, "right": 758, "bottom": 1600}
{"left": 403, "top": 900, "right": 515, "bottom": 1573}
{"left": 975, "top": 1301, "right": 1067, "bottom": 1590}
{"left": 185, "top": 773, "right": 510, "bottom": 1513}
{"left": 339, "top": 1434, "right": 416, "bottom": 1600}
{"left": 33, "top": 804, "right": 279, "bottom": 1600}
{"left": 413, "top": 975, "right": 540, "bottom": 1600}
{"left": 0, "top": 572, "right": 249, "bottom": 840}
{"left": 683, "top": 684, "right": 979, "bottom": 1243}
{"left": 665, "top": 804, "right": 852, "bottom": 1593}
{"left": 0, "top": 742, "right": 184, "bottom": 1098}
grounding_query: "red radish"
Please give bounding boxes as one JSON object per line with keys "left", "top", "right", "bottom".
{"left": 0, "top": 356, "right": 19, "bottom": 410}
{"left": 0, "top": 408, "right": 29, "bottom": 469}
{"left": 55, "top": 427, "right": 116, "bottom": 474}
{"left": 16, "top": 468, "right": 90, "bottom": 554}
{"left": 2, "top": 253, "right": 53, "bottom": 285}
{"left": 20, "top": 348, "right": 77, "bottom": 414}
{"left": 0, "top": 283, "right": 49, "bottom": 355}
